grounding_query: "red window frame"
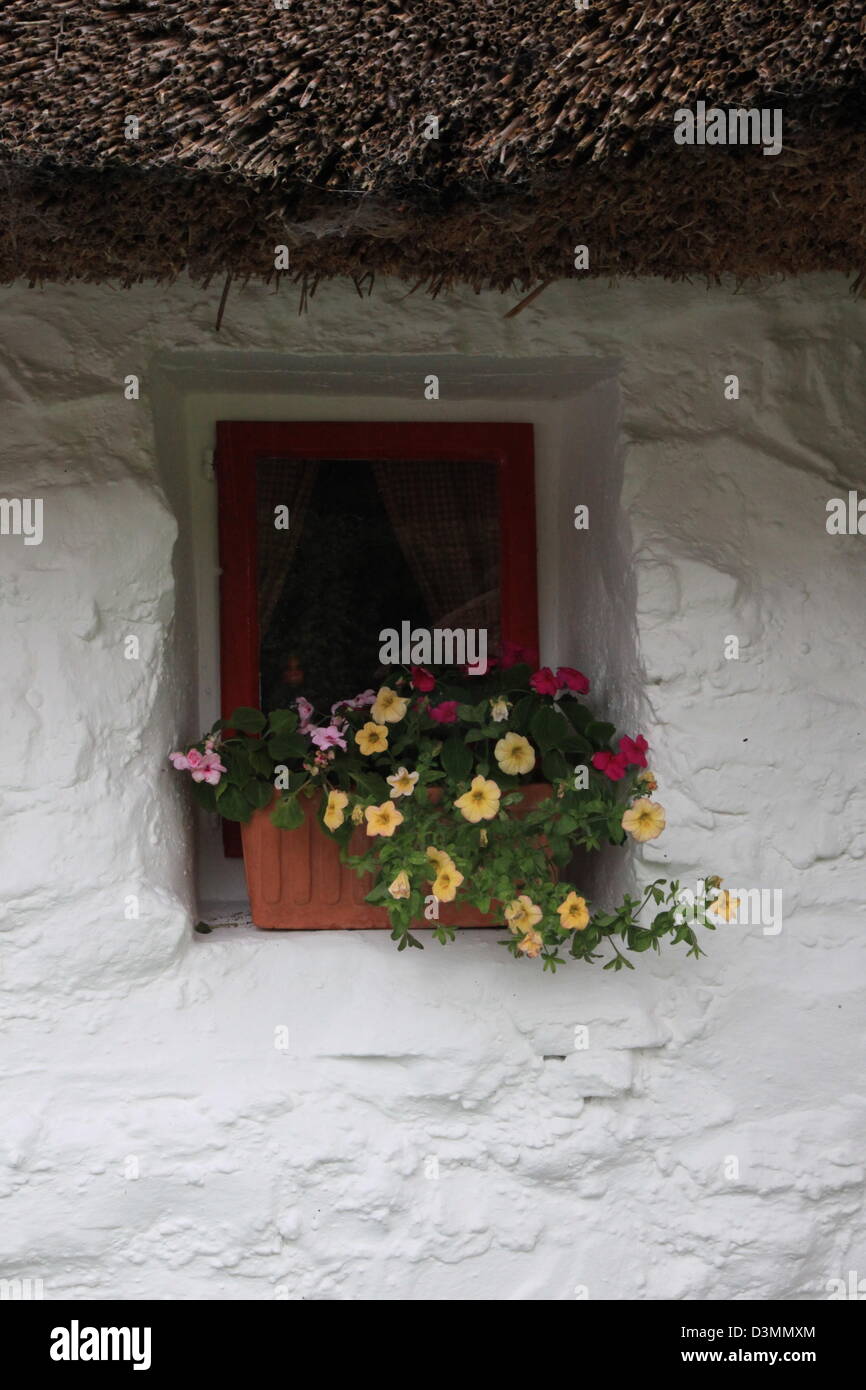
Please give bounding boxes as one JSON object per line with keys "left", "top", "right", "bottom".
{"left": 214, "top": 421, "right": 538, "bottom": 854}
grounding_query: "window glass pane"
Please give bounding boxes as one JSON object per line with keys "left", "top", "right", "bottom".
{"left": 256, "top": 457, "right": 500, "bottom": 713}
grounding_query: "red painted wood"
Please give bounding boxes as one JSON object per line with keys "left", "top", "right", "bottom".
{"left": 215, "top": 422, "right": 538, "bottom": 857}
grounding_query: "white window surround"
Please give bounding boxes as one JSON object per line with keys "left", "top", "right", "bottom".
{"left": 149, "top": 353, "right": 635, "bottom": 913}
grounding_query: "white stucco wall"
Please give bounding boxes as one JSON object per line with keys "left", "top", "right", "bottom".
{"left": 1, "top": 272, "right": 865, "bottom": 1300}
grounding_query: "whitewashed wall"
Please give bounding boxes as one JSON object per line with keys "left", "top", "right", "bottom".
{"left": 1, "top": 273, "right": 865, "bottom": 1300}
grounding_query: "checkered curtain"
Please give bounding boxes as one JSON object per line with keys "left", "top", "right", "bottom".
{"left": 256, "top": 459, "right": 319, "bottom": 632}
{"left": 372, "top": 460, "right": 500, "bottom": 642}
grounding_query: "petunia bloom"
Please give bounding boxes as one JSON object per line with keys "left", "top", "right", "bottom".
{"left": 410, "top": 665, "right": 437, "bottom": 692}
{"left": 490, "top": 697, "right": 510, "bottom": 723}
{"left": 310, "top": 724, "right": 348, "bottom": 752}
{"left": 323, "top": 789, "right": 349, "bottom": 831}
{"left": 388, "top": 870, "right": 411, "bottom": 900}
{"left": 591, "top": 751, "right": 628, "bottom": 781}
{"left": 494, "top": 731, "right": 536, "bottom": 776}
{"left": 530, "top": 667, "right": 559, "bottom": 695}
{"left": 619, "top": 734, "right": 649, "bottom": 768}
{"left": 355, "top": 722, "right": 389, "bottom": 755}
{"left": 556, "top": 666, "right": 590, "bottom": 694}
{"left": 455, "top": 775, "right": 501, "bottom": 823}
{"left": 505, "top": 895, "right": 543, "bottom": 934}
{"left": 332, "top": 689, "right": 376, "bottom": 713}
{"left": 386, "top": 766, "right": 419, "bottom": 799}
{"left": 707, "top": 890, "right": 739, "bottom": 922}
{"left": 621, "top": 798, "right": 666, "bottom": 843}
{"left": 429, "top": 700, "right": 459, "bottom": 724}
{"left": 169, "top": 748, "right": 226, "bottom": 786}
{"left": 432, "top": 862, "right": 465, "bottom": 903}
{"left": 294, "top": 696, "right": 316, "bottom": 733}
{"left": 516, "top": 929, "right": 544, "bottom": 958}
{"left": 426, "top": 846, "right": 455, "bottom": 876}
{"left": 557, "top": 891, "right": 590, "bottom": 931}
{"left": 364, "top": 801, "right": 404, "bottom": 837}
{"left": 372, "top": 685, "right": 409, "bottom": 724}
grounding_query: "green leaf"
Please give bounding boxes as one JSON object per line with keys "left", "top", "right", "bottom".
{"left": 585, "top": 720, "right": 616, "bottom": 748}
{"left": 268, "top": 708, "right": 299, "bottom": 735}
{"left": 250, "top": 746, "right": 274, "bottom": 777}
{"left": 214, "top": 784, "right": 254, "bottom": 822}
{"left": 267, "top": 732, "right": 308, "bottom": 761}
{"left": 529, "top": 704, "right": 567, "bottom": 753}
{"left": 244, "top": 780, "right": 273, "bottom": 811}
{"left": 541, "top": 749, "right": 569, "bottom": 782}
{"left": 509, "top": 694, "right": 535, "bottom": 732}
{"left": 270, "top": 795, "right": 305, "bottom": 830}
{"left": 441, "top": 735, "right": 473, "bottom": 782}
{"left": 228, "top": 706, "right": 267, "bottom": 734}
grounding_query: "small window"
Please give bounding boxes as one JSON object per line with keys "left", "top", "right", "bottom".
{"left": 215, "top": 422, "right": 538, "bottom": 853}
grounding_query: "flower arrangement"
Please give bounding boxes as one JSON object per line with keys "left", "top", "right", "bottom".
{"left": 171, "top": 646, "right": 721, "bottom": 970}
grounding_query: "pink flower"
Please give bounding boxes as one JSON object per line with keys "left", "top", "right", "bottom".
{"left": 501, "top": 640, "right": 538, "bottom": 669}
{"left": 310, "top": 724, "right": 348, "bottom": 752}
{"left": 530, "top": 667, "right": 559, "bottom": 696}
{"left": 332, "top": 689, "right": 376, "bottom": 713}
{"left": 410, "top": 665, "right": 437, "bottom": 692}
{"left": 556, "top": 666, "right": 590, "bottom": 695}
{"left": 295, "top": 696, "right": 315, "bottom": 733}
{"left": 170, "top": 747, "right": 226, "bottom": 785}
{"left": 591, "top": 751, "right": 628, "bottom": 781}
{"left": 619, "top": 734, "right": 649, "bottom": 768}
{"left": 429, "top": 700, "right": 459, "bottom": 724}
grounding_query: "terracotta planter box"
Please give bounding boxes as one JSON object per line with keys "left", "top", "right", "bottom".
{"left": 241, "top": 783, "right": 553, "bottom": 930}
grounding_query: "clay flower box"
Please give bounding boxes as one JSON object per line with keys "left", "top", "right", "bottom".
{"left": 171, "top": 655, "right": 710, "bottom": 969}
{"left": 241, "top": 783, "right": 554, "bottom": 930}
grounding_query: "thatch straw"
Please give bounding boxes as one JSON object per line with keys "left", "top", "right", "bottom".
{"left": 0, "top": 1, "right": 864, "bottom": 291}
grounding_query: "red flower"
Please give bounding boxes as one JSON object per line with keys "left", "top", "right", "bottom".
{"left": 556, "top": 666, "right": 590, "bottom": 695}
{"left": 501, "top": 640, "right": 539, "bottom": 669}
{"left": 619, "top": 735, "right": 649, "bottom": 768}
{"left": 591, "top": 751, "right": 628, "bottom": 781}
{"left": 530, "top": 667, "right": 559, "bottom": 695}
{"left": 410, "top": 665, "right": 436, "bottom": 692}
{"left": 429, "top": 700, "right": 459, "bottom": 724}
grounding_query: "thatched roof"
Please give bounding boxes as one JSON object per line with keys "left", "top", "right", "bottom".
{"left": 1, "top": 1, "right": 865, "bottom": 293}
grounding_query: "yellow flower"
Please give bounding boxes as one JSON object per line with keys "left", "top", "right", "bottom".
{"left": 455, "top": 775, "right": 501, "bottom": 823}
{"left": 494, "top": 731, "right": 536, "bottom": 776}
{"left": 621, "top": 798, "right": 666, "bottom": 843}
{"left": 364, "top": 801, "right": 404, "bottom": 837}
{"left": 708, "top": 890, "right": 739, "bottom": 921}
{"left": 323, "top": 789, "right": 349, "bottom": 831}
{"left": 426, "top": 846, "right": 453, "bottom": 875}
{"left": 388, "top": 870, "right": 411, "bottom": 900}
{"left": 479, "top": 828, "right": 488, "bottom": 847}
{"left": 351, "top": 804, "right": 365, "bottom": 825}
{"left": 490, "top": 697, "right": 510, "bottom": 723}
{"left": 557, "top": 891, "right": 590, "bottom": 931}
{"left": 637, "top": 769, "right": 658, "bottom": 793}
{"left": 355, "top": 721, "right": 389, "bottom": 755}
{"left": 517, "top": 929, "right": 544, "bottom": 958}
{"left": 387, "top": 766, "right": 419, "bottom": 799}
{"left": 505, "top": 894, "right": 543, "bottom": 934}
{"left": 432, "top": 862, "right": 464, "bottom": 903}
{"left": 371, "top": 686, "right": 409, "bottom": 724}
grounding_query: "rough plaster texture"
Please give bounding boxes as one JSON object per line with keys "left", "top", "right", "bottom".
{"left": 1, "top": 274, "right": 865, "bottom": 1300}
